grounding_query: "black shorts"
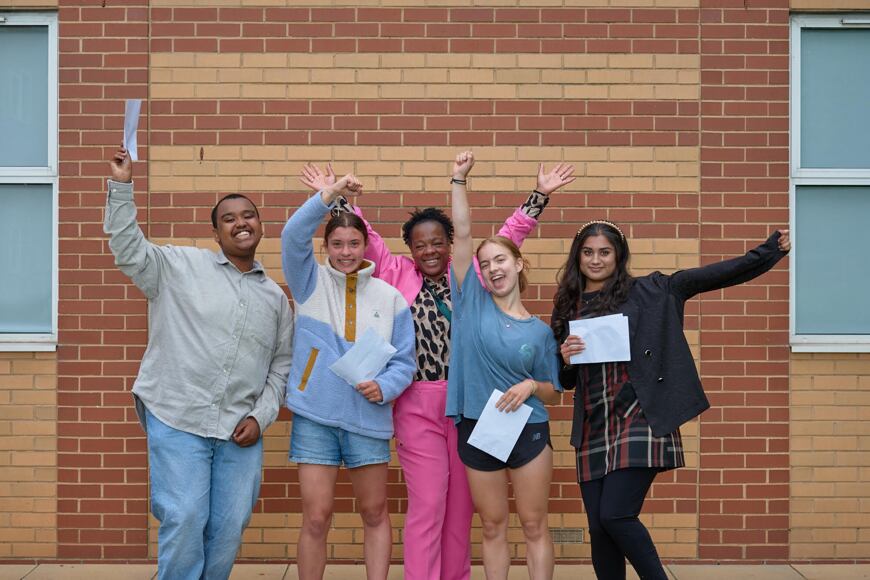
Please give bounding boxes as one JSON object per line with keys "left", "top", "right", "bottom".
{"left": 457, "top": 417, "right": 551, "bottom": 472}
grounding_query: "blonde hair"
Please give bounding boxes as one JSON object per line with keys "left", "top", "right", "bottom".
{"left": 476, "top": 235, "right": 529, "bottom": 293}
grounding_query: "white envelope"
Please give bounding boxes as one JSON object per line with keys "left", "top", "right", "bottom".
{"left": 467, "top": 389, "right": 534, "bottom": 462}
{"left": 569, "top": 314, "right": 631, "bottom": 364}
{"left": 328, "top": 327, "right": 397, "bottom": 387}
{"left": 123, "top": 99, "right": 142, "bottom": 161}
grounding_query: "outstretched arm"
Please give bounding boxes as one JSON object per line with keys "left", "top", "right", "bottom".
{"left": 669, "top": 229, "right": 791, "bottom": 301}
{"left": 450, "top": 151, "right": 475, "bottom": 288}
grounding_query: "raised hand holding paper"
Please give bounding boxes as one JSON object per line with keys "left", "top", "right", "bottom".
{"left": 123, "top": 99, "right": 142, "bottom": 161}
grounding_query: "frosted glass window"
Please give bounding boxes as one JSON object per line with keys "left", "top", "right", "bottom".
{"left": 795, "top": 185, "right": 870, "bottom": 334}
{"left": 0, "top": 26, "right": 49, "bottom": 167}
{"left": 800, "top": 29, "right": 870, "bottom": 169}
{"left": 0, "top": 184, "right": 52, "bottom": 333}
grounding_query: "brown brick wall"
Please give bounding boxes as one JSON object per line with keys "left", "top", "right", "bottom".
{"left": 791, "top": 355, "right": 870, "bottom": 559}
{"left": 0, "top": 352, "right": 57, "bottom": 559}
{"left": 2, "top": 0, "right": 867, "bottom": 565}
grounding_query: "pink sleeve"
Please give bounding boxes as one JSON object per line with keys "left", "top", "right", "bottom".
{"left": 497, "top": 206, "right": 537, "bottom": 246}
{"left": 473, "top": 205, "right": 538, "bottom": 285}
{"left": 354, "top": 206, "right": 413, "bottom": 289}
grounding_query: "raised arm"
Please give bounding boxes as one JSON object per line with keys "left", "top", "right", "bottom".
{"left": 300, "top": 162, "right": 406, "bottom": 279}
{"left": 282, "top": 172, "right": 362, "bottom": 302}
{"left": 496, "top": 162, "right": 576, "bottom": 247}
{"left": 668, "top": 230, "right": 791, "bottom": 302}
{"left": 103, "top": 147, "right": 166, "bottom": 299}
{"left": 450, "top": 151, "right": 475, "bottom": 288}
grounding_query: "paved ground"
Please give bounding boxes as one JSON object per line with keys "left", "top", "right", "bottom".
{"left": 1, "top": 564, "right": 869, "bottom": 579}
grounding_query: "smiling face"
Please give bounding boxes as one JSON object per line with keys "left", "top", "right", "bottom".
{"left": 409, "top": 220, "right": 451, "bottom": 279}
{"left": 212, "top": 196, "right": 263, "bottom": 266}
{"left": 578, "top": 234, "right": 617, "bottom": 291}
{"left": 477, "top": 240, "right": 525, "bottom": 298}
{"left": 326, "top": 226, "right": 367, "bottom": 274}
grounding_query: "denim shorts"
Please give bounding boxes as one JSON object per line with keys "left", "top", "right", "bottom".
{"left": 289, "top": 414, "right": 390, "bottom": 468}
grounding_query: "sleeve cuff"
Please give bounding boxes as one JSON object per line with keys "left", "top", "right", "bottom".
{"left": 107, "top": 179, "right": 134, "bottom": 200}
{"left": 520, "top": 190, "right": 551, "bottom": 218}
{"left": 247, "top": 409, "right": 269, "bottom": 432}
{"left": 330, "top": 196, "right": 353, "bottom": 217}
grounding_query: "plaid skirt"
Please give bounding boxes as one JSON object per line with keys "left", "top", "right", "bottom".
{"left": 575, "top": 361, "right": 684, "bottom": 483}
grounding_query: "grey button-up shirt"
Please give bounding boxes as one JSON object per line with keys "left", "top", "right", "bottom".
{"left": 104, "top": 180, "right": 293, "bottom": 440}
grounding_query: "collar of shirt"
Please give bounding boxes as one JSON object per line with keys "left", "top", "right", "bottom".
{"left": 214, "top": 250, "right": 267, "bottom": 277}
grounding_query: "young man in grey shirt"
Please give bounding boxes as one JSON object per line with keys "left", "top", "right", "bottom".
{"left": 104, "top": 147, "right": 293, "bottom": 579}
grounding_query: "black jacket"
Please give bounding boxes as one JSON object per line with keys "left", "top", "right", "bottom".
{"left": 555, "top": 231, "right": 788, "bottom": 440}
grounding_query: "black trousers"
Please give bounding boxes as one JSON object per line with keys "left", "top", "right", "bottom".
{"left": 580, "top": 467, "right": 668, "bottom": 580}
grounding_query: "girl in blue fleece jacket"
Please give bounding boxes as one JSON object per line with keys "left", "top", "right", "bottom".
{"left": 281, "top": 173, "right": 415, "bottom": 580}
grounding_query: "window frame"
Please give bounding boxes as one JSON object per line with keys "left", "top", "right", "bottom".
{"left": 0, "top": 11, "right": 59, "bottom": 352}
{"left": 790, "top": 14, "right": 870, "bottom": 352}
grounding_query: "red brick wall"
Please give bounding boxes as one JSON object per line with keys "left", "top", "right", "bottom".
{"left": 58, "top": 0, "right": 151, "bottom": 559}
{"left": 698, "top": 0, "right": 790, "bottom": 560}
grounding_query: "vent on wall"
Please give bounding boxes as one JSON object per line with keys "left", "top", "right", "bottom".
{"left": 551, "top": 528, "right": 584, "bottom": 544}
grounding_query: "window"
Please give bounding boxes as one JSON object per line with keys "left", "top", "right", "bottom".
{"left": 0, "top": 12, "right": 58, "bottom": 351}
{"left": 790, "top": 15, "right": 870, "bottom": 351}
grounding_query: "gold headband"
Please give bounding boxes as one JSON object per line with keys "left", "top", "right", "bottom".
{"left": 576, "top": 220, "right": 626, "bottom": 241}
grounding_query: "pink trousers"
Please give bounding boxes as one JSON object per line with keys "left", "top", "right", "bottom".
{"left": 393, "top": 380, "right": 473, "bottom": 580}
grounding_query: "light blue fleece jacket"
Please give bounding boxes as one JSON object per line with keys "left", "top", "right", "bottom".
{"left": 281, "top": 194, "right": 416, "bottom": 440}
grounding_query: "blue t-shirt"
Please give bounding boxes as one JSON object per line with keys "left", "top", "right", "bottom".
{"left": 446, "top": 262, "right": 562, "bottom": 424}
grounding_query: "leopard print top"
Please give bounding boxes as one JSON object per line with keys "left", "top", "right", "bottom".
{"left": 411, "top": 274, "right": 452, "bottom": 382}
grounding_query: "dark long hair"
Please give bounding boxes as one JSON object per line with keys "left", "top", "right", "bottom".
{"left": 551, "top": 222, "right": 634, "bottom": 341}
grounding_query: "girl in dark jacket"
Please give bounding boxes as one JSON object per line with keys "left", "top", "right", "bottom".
{"left": 551, "top": 221, "right": 790, "bottom": 580}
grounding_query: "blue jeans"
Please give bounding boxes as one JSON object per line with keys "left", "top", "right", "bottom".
{"left": 146, "top": 408, "right": 262, "bottom": 580}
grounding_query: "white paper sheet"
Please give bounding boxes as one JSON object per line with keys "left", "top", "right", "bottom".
{"left": 467, "top": 389, "right": 534, "bottom": 462}
{"left": 328, "top": 327, "right": 397, "bottom": 387}
{"left": 568, "top": 314, "right": 631, "bottom": 364}
{"left": 124, "top": 99, "right": 142, "bottom": 161}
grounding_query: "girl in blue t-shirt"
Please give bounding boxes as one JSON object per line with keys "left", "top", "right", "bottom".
{"left": 447, "top": 150, "right": 566, "bottom": 579}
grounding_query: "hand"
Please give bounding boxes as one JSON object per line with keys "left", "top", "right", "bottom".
{"left": 560, "top": 334, "right": 586, "bottom": 365}
{"left": 300, "top": 162, "right": 336, "bottom": 192}
{"left": 321, "top": 173, "right": 363, "bottom": 204}
{"left": 496, "top": 379, "right": 536, "bottom": 412}
{"left": 452, "top": 150, "right": 475, "bottom": 180}
{"left": 232, "top": 417, "right": 261, "bottom": 447}
{"left": 777, "top": 229, "right": 791, "bottom": 252}
{"left": 109, "top": 147, "right": 132, "bottom": 183}
{"left": 356, "top": 380, "right": 383, "bottom": 403}
{"left": 536, "top": 163, "right": 575, "bottom": 195}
